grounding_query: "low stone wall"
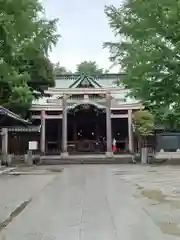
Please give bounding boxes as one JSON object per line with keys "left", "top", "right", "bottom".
{"left": 155, "top": 151, "right": 180, "bottom": 159}
{"left": 155, "top": 150, "right": 180, "bottom": 164}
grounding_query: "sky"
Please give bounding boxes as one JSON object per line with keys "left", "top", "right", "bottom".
{"left": 42, "top": 0, "right": 120, "bottom": 72}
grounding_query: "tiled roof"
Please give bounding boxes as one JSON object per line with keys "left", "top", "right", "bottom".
{"left": 8, "top": 126, "right": 40, "bottom": 132}
{"left": 55, "top": 74, "right": 122, "bottom": 89}
{"left": 32, "top": 73, "right": 139, "bottom": 106}
{"left": 69, "top": 75, "right": 101, "bottom": 88}
{"left": 0, "top": 106, "right": 30, "bottom": 124}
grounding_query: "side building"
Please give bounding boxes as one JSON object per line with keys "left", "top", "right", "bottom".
{"left": 30, "top": 73, "right": 142, "bottom": 156}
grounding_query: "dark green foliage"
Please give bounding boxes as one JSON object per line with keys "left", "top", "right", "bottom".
{"left": 76, "top": 61, "right": 103, "bottom": 75}
{"left": 134, "top": 110, "right": 155, "bottom": 137}
{"left": 0, "top": 0, "right": 59, "bottom": 116}
{"left": 105, "top": 0, "right": 180, "bottom": 129}
{"left": 53, "top": 62, "right": 72, "bottom": 75}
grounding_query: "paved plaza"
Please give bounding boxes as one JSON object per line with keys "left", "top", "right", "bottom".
{"left": 0, "top": 164, "right": 180, "bottom": 239}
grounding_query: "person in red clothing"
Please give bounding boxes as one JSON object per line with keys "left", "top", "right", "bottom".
{"left": 112, "top": 138, "right": 117, "bottom": 153}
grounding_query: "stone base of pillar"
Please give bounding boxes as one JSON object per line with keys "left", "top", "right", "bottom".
{"left": 1, "top": 153, "right": 7, "bottom": 165}
{"left": 27, "top": 150, "right": 33, "bottom": 166}
{"left": 106, "top": 152, "right": 113, "bottom": 158}
{"left": 7, "top": 154, "right": 12, "bottom": 166}
{"left": 61, "top": 152, "right": 69, "bottom": 158}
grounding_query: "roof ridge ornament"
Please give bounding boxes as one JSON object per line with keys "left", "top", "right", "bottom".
{"left": 69, "top": 73, "right": 102, "bottom": 88}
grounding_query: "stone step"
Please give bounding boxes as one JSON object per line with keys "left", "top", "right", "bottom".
{"left": 40, "top": 157, "right": 133, "bottom": 165}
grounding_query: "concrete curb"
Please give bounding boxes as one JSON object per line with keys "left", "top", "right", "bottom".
{"left": 6, "top": 169, "right": 63, "bottom": 175}
{"left": 7, "top": 171, "right": 56, "bottom": 175}
{"left": 0, "top": 167, "right": 16, "bottom": 175}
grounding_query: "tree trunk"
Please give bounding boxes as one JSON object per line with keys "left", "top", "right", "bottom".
{"left": 141, "top": 137, "right": 148, "bottom": 164}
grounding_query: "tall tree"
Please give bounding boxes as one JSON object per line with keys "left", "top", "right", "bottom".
{"left": 53, "top": 62, "right": 72, "bottom": 75}
{"left": 0, "top": 0, "right": 59, "bottom": 116}
{"left": 105, "top": 0, "right": 180, "bottom": 129}
{"left": 76, "top": 61, "right": 103, "bottom": 75}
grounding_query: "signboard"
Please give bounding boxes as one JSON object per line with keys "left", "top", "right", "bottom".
{"left": 28, "top": 141, "right": 38, "bottom": 150}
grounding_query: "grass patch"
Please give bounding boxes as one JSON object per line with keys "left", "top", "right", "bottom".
{"left": 141, "top": 189, "right": 180, "bottom": 209}
{"left": 159, "top": 222, "right": 180, "bottom": 236}
{"left": 141, "top": 189, "right": 165, "bottom": 202}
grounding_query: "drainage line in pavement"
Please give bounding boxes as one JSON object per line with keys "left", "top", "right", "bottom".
{"left": 0, "top": 199, "right": 31, "bottom": 232}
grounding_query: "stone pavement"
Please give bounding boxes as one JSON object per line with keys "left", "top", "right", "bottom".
{"left": 0, "top": 165, "right": 180, "bottom": 239}
{"left": 0, "top": 169, "right": 57, "bottom": 230}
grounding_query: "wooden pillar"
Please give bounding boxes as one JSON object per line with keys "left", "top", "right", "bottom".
{"left": 40, "top": 110, "right": 45, "bottom": 153}
{"left": 59, "top": 117, "right": 62, "bottom": 152}
{"left": 96, "top": 123, "right": 99, "bottom": 141}
{"left": 61, "top": 94, "right": 68, "bottom": 157}
{"left": 128, "top": 109, "right": 133, "bottom": 152}
{"left": 1, "top": 128, "right": 8, "bottom": 164}
{"left": 73, "top": 122, "right": 77, "bottom": 142}
{"left": 106, "top": 91, "right": 113, "bottom": 157}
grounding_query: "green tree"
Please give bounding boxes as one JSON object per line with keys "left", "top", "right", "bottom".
{"left": 134, "top": 110, "right": 155, "bottom": 163}
{"left": 134, "top": 110, "right": 155, "bottom": 138}
{"left": 54, "top": 62, "right": 72, "bottom": 75}
{"left": 76, "top": 61, "right": 103, "bottom": 75}
{"left": 105, "top": 0, "right": 180, "bottom": 129}
{"left": 0, "top": 0, "right": 59, "bottom": 116}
